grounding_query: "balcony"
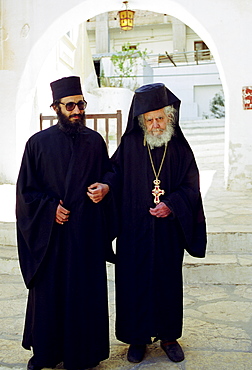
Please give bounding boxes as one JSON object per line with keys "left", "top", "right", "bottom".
{"left": 152, "top": 49, "right": 214, "bottom": 67}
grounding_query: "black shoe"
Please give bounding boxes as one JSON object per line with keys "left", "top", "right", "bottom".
{"left": 160, "top": 340, "right": 184, "bottom": 362}
{"left": 27, "top": 357, "right": 42, "bottom": 370}
{"left": 127, "top": 344, "right": 146, "bottom": 363}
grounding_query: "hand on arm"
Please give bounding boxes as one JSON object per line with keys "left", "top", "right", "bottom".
{"left": 149, "top": 202, "right": 172, "bottom": 218}
{"left": 87, "top": 182, "right": 110, "bottom": 203}
{"left": 55, "top": 200, "right": 70, "bottom": 225}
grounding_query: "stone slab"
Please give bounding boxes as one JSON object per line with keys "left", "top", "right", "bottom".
{"left": 0, "top": 222, "right": 16, "bottom": 247}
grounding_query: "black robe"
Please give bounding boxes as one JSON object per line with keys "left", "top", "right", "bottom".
{"left": 16, "top": 124, "right": 114, "bottom": 369}
{"left": 104, "top": 83, "right": 207, "bottom": 345}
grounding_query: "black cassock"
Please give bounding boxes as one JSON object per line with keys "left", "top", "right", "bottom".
{"left": 16, "top": 124, "right": 114, "bottom": 369}
{"left": 104, "top": 83, "right": 207, "bottom": 345}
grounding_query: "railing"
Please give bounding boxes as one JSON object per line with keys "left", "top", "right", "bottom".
{"left": 40, "top": 115, "right": 57, "bottom": 129}
{"left": 40, "top": 110, "right": 122, "bottom": 149}
{"left": 156, "top": 49, "right": 213, "bottom": 67}
{"left": 93, "top": 49, "right": 214, "bottom": 70}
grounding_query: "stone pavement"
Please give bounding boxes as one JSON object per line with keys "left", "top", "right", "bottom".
{"left": 1, "top": 119, "right": 252, "bottom": 369}
{"left": 1, "top": 262, "right": 252, "bottom": 370}
{"left": 1, "top": 191, "right": 252, "bottom": 369}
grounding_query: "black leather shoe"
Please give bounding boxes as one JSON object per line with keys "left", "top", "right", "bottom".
{"left": 127, "top": 344, "right": 146, "bottom": 363}
{"left": 160, "top": 340, "right": 184, "bottom": 362}
{"left": 27, "top": 357, "right": 42, "bottom": 370}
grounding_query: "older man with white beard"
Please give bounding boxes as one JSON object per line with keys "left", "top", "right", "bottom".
{"left": 138, "top": 106, "right": 176, "bottom": 148}
{"left": 138, "top": 106, "right": 177, "bottom": 219}
{"left": 96, "top": 83, "right": 207, "bottom": 365}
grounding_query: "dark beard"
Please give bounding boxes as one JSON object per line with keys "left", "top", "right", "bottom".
{"left": 57, "top": 110, "right": 86, "bottom": 135}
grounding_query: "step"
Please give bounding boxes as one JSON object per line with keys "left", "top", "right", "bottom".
{"left": 1, "top": 243, "right": 251, "bottom": 285}
{"left": 0, "top": 244, "right": 20, "bottom": 275}
{"left": 183, "top": 253, "right": 252, "bottom": 285}
{"left": 106, "top": 254, "right": 252, "bottom": 285}
{"left": 1, "top": 220, "right": 250, "bottom": 254}
{"left": 182, "top": 129, "right": 224, "bottom": 138}
{"left": 181, "top": 118, "right": 225, "bottom": 129}
{"left": 0, "top": 222, "right": 16, "bottom": 246}
{"left": 207, "top": 232, "right": 252, "bottom": 254}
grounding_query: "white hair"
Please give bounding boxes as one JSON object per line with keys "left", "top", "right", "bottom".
{"left": 138, "top": 105, "right": 177, "bottom": 130}
{"left": 138, "top": 106, "right": 177, "bottom": 148}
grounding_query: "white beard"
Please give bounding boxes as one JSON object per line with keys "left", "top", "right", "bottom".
{"left": 145, "top": 124, "right": 174, "bottom": 149}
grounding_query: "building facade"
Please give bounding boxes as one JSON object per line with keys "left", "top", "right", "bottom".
{"left": 87, "top": 11, "right": 223, "bottom": 120}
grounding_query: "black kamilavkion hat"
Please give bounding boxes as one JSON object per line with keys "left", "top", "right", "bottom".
{"left": 50, "top": 76, "right": 83, "bottom": 101}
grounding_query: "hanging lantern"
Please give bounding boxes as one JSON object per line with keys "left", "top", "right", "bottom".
{"left": 118, "top": 1, "right": 135, "bottom": 31}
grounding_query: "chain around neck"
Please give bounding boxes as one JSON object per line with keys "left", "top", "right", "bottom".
{"left": 147, "top": 143, "right": 168, "bottom": 180}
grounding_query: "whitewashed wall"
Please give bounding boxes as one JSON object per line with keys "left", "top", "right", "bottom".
{"left": 0, "top": 0, "right": 251, "bottom": 190}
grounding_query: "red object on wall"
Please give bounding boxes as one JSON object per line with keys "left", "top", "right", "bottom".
{"left": 242, "top": 87, "right": 252, "bottom": 110}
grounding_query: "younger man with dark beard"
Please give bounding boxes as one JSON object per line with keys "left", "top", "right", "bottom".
{"left": 16, "top": 76, "right": 113, "bottom": 370}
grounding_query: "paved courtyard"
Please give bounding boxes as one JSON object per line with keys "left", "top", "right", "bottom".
{"left": 1, "top": 119, "right": 252, "bottom": 369}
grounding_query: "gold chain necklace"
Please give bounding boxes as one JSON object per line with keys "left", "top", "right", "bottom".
{"left": 147, "top": 143, "right": 168, "bottom": 204}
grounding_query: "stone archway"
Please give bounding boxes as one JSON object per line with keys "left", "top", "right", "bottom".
{"left": 15, "top": 1, "right": 226, "bottom": 155}
{"left": 9, "top": 1, "right": 252, "bottom": 189}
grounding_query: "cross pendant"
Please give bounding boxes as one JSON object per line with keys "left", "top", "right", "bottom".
{"left": 152, "top": 179, "right": 165, "bottom": 204}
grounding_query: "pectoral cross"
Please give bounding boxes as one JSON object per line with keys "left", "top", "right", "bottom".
{"left": 152, "top": 179, "right": 165, "bottom": 204}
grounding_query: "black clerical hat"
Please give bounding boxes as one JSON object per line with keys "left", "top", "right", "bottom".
{"left": 133, "top": 83, "right": 180, "bottom": 117}
{"left": 50, "top": 76, "right": 83, "bottom": 101}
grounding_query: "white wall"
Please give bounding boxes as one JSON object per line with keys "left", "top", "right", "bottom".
{"left": 109, "top": 24, "right": 174, "bottom": 55}
{"left": 194, "top": 85, "right": 223, "bottom": 119}
{"left": 153, "top": 63, "right": 221, "bottom": 120}
{"left": 0, "top": 0, "right": 252, "bottom": 190}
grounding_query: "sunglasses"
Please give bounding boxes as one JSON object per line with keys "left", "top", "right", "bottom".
{"left": 59, "top": 100, "right": 87, "bottom": 111}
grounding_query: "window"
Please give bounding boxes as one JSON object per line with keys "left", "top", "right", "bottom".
{"left": 194, "top": 41, "right": 210, "bottom": 61}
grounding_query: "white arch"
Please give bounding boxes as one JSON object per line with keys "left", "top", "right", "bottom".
{"left": 17, "top": 0, "right": 228, "bottom": 107}
{"left": 12, "top": 0, "right": 252, "bottom": 189}
{"left": 16, "top": 0, "right": 227, "bottom": 149}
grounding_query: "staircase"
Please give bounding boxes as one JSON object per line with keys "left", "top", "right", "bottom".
{"left": 181, "top": 119, "right": 252, "bottom": 285}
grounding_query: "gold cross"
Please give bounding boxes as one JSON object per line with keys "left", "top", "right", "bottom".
{"left": 152, "top": 179, "right": 165, "bottom": 204}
